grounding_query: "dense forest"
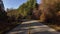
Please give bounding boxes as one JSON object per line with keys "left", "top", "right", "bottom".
{"left": 0, "top": 0, "right": 60, "bottom": 33}
{"left": 7, "top": 0, "right": 38, "bottom": 20}
{"left": 40, "top": 0, "right": 60, "bottom": 23}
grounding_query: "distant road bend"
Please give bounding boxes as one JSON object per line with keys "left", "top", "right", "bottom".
{"left": 6, "top": 20, "right": 60, "bottom": 34}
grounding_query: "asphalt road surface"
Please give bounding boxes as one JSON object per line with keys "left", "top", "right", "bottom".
{"left": 6, "top": 20, "right": 60, "bottom": 34}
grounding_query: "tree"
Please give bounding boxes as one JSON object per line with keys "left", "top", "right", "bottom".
{"left": 0, "top": 0, "right": 7, "bottom": 21}
{"left": 40, "top": 0, "right": 60, "bottom": 23}
{"left": 18, "top": 0, "right": 37, "bottom": 19}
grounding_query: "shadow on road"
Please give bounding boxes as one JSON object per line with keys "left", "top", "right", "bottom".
{"left": 21, "top": 22, "right": 43, "bottom": 27}
{"left": 32, "top": 31, "right": 59, "bottom": 34}
{"left": 5, "top": 20, "right": 60, "bottom": 34}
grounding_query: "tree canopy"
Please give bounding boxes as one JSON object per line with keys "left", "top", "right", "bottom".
{"left": 18, "top": 0, "right": 37, "bottom": 17}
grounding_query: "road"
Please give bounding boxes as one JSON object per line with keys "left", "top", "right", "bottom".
{"left": 6, "top": 20, "right": 60, "bottom": 34}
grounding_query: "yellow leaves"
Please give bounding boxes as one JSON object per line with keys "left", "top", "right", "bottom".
{"left": 56, "top": 11, "right": 60, "bottom": 16}
{"left": 40, "top": 13, "right": 46, "bottom": 22}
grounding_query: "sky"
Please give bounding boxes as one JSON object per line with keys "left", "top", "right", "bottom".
{"left": 3, "top": 0, "right": 41, "bottom": 9}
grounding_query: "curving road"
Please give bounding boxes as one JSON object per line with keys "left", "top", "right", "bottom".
{"left": 6, "top": 20, "right": 60, "bottom": 34}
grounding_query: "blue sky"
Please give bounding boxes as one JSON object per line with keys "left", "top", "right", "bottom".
{"left": 3, "top": 0, "right": 41, "bottom": 9}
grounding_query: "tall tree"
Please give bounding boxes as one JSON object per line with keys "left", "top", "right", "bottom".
{"left": 0, "top": 0, "right": 7, "bottom": 21}
{"left": 18, "top": 0, "right": 37, "bottom": 19}
{"left": 40, "top": 0, "right": 60, "bottom": 22}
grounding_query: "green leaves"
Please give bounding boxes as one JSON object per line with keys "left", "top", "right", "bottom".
{"left": 6, "top": 0, "right": 38, "bottom": 20}
{"left": 18, "top": 0, "right": 37, "bottom": 17}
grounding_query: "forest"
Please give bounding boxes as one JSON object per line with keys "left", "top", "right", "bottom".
{"left": 0, "top": 0, "right": 60, "bottom": 34}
